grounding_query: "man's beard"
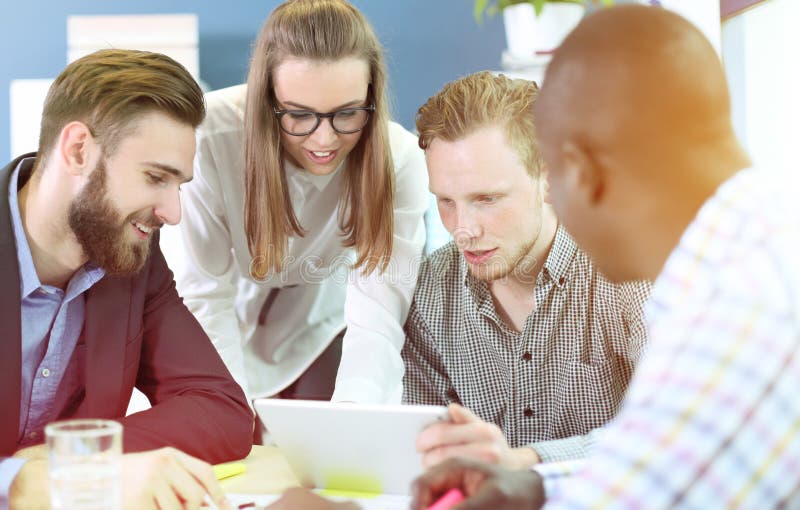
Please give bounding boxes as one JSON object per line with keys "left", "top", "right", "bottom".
{"left": 67, "top": 158, "right": 159, "bottom": 277}
{"left": 465, "top": 209, "right": 545, "bottom": 284}
{"left": 467, "top": 236, "right": 539, "bottom": 283}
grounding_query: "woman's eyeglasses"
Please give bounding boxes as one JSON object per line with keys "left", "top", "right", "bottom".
{"left": 273, "top": 105, "right": 375, "bottom": 136}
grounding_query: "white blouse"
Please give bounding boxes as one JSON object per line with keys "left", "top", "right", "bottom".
{"left": 166, "top": 84, "right": 428, "bottom": 404}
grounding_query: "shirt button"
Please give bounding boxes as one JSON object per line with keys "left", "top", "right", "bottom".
{"left": 523, "top": 407, "right": 534, "bottom": 418}
{"left": 522, "top": 352, "right": 532, "bottom": 362}
{"left": 28, "top": 431, "right": 38, "bottom": 440}
{"left": 558, "top": 277, "right": 566, "bottom": 286}
{"left": 41, "top": 368, "right": 51, "bottom": 378}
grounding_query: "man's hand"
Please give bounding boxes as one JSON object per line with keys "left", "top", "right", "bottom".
{"left": 12, "top": 445, "right": 47, "bottom": 461}
{"left": 416, "top": 404, "right": 540, "bottom": 469}
{"left": 410, "top": 457, "right": 545, "bottom": 510}
{"left": 265, "top": 488, "right": 360, "bottom": 510}
{"left": 8, "top": 458, "right": 49, "bottom": 510}
{"left": 121, "top": 447, "right": 232, "bottom": 510}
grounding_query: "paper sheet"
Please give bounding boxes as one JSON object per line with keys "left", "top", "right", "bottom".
{"left": 225, "top": 492, "right": 410, "bottom": 510}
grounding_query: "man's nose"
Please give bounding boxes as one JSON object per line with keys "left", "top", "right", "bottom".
{"left": 452, "top": 207, "right": 482, "bottom": 248}
{"left": 153, "top": 186, "right": 182, "bottom": 226}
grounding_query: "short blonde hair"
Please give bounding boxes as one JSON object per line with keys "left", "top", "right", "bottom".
{"left": 416, "top": 71, "right": 542, "bottom": 176}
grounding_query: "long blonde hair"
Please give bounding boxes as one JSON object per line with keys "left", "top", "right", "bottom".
{"left": 244, "top": 0, "right": 395, "bottom": 280}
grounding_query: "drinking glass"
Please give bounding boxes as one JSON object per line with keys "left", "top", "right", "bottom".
{"left": 45, "top": 419, "right": 122, "bottom": 510}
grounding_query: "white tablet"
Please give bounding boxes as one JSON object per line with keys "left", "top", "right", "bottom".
{"left": 253, "top": 398, "right": 448, "bottom": 495}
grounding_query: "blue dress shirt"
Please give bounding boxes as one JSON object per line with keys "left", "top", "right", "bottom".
{"left": 1, "top": 159, "right": 105, "bottom": 502}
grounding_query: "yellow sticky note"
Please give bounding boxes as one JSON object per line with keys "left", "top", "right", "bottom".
{"left": 213, "top": 462, "right": 246, "bottom": 480}
{"left": 318, "top": 489, "right": 380, "bottom": 499}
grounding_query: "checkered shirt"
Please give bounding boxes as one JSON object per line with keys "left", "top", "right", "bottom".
{"left": 402, "top": 226, "right": 652, "bottom": 462}
{"left": 546, "top": 167, "right": 800, "bottom": 508}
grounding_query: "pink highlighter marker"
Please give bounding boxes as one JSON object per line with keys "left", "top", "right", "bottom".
{"left": 427, "top": 488, "right": 465, "bottom": 510}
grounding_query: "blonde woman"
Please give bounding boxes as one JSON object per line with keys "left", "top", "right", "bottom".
{"left": 171, "top": 0, "right": 428, "bottom": 410}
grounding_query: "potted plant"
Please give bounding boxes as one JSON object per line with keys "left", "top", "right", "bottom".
{"left": 474, "top": 0, "right": 614, "bottom": 58}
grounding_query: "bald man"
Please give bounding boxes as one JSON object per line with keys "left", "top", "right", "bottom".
{"left": 411, "top": 5, "right": 800, "bottom": 509}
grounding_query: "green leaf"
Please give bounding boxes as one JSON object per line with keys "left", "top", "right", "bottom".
{"left": 473, "top": 0, "right": 490, "bottom": 24}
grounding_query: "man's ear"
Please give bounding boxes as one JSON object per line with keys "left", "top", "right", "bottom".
{"left": 560, "top": 140, "right": 604, "bottom": 207}
{"left": 540, "top": 164, "right": 551, "bottom": 203}
{"left": 56, "top": 121, "right": 96, "bottom": 176}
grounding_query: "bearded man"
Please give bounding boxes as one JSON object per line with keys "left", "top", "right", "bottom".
{"left": 0, "top": 49, "right": 252, "bottom": 509}
{"left": 401, "top": 71, "right": 651, "bottom": 469}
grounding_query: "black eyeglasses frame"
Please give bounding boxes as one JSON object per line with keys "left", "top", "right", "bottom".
{"left": 272, "top": 105, "right": 376, "bottom": 136}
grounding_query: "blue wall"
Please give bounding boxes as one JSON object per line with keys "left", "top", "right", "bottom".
{"left": 0, "top": 1, "right": 506, "bottom": 161}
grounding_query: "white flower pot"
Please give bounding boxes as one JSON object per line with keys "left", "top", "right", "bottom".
{"left": 503, "top": 2, "right": 585, "bottom": 59}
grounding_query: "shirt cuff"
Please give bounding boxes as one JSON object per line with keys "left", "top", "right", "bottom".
{"left": 530, "top": 434, "right": 592, "bottom": 463}
{"left": 0, "top": 457, "right": 27, "bottom": 503}
{"left": 532, "top": 458, "right": 586, "bottom": 501}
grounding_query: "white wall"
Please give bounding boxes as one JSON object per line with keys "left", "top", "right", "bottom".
{"left": 722, "top": 0, "right": 798, "bottom": 175}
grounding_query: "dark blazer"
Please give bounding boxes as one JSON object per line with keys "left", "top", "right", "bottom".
{"left": 0, "top": 154, "right": 253, "bottom": 462}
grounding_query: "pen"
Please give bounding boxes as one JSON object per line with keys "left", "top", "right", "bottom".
{"left": 427, "top": 488, "right": 464, "bottom": 510}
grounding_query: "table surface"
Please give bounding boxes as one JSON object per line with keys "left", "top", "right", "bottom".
{"left": 220, "top": 445, "right": 301, "bottom": 494}
{"left": 218, "top": 447, "right": 415, "bottom": 509}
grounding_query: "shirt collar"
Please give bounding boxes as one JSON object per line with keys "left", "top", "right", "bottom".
{"left": 285, "top": 157, "right": 344, "bottom": 192}
{"left": 540, "top": 225, "right": 578, "bottom": 288}
{"left": 9, "top": 158, "right": 105, "bottom": 299}
{"left": 9, "top": 158, "right": 42, "bottom": 299}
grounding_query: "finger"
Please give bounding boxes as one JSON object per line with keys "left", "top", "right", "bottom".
{"left": 160, "top": 455, "right": 210, "bottom": 509}
{"left": 456, "top": 470, "right": 545, "bottom": 510}
{"left": 152, "top": 477, "right": 184, "bottom": 510}
{"left": 12, "top": 445, "right": 48, "bottom": 460}
{"left": 172, "top": 450, "right": 229, "bottom": 508}
{"left": 410, "top": 458, "right": 490, "bottom": 510}
{"left": 423, "top": 441, "right": 504, "bottom": 469}
{"left": 418, "top": 421, "right": 498, "bottom": 453}
{"left": 448, "top": 404, "right": 480, "bottom": 425}
{"left": 417, "top": 421, "right": 461, "bottom": 452}
{"left": 454, "top": 489, "right": 502, "bottom": 510}
{"left": 417, "top": 405, "right": 482, "bottom": 452}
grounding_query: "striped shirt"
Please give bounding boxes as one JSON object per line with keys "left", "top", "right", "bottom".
{"left": 402, "top": 226, "right": 651, "bottom": 462}
{"left": 548, "top": 168, "right": 800, "bottom": 508}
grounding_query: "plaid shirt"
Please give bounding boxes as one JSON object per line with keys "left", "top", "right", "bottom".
{"left": 547, "top": 168, "right": 800, "bottom": 508}
{"left": 402, "top": 226, "right": 651, "bottom": 462}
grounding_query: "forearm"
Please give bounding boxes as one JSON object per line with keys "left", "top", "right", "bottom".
{"left": 334, "top": 250, "right": 421, "bottom": 404}
{"left": 137, "top": 254, "right": 253, "bottom": 463}
{"left": 121, "top": 382, "right": 252, "bottom": 463}
{"left": 335, "top": 276, "right": 407, "bottom": 404}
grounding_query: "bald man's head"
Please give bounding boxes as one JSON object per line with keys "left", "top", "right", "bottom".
{"left": 539, "top": 5, "right": 731, "bottom": 168}
{"left": 536, "top": 5, "right": 749, "bottom": 282}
